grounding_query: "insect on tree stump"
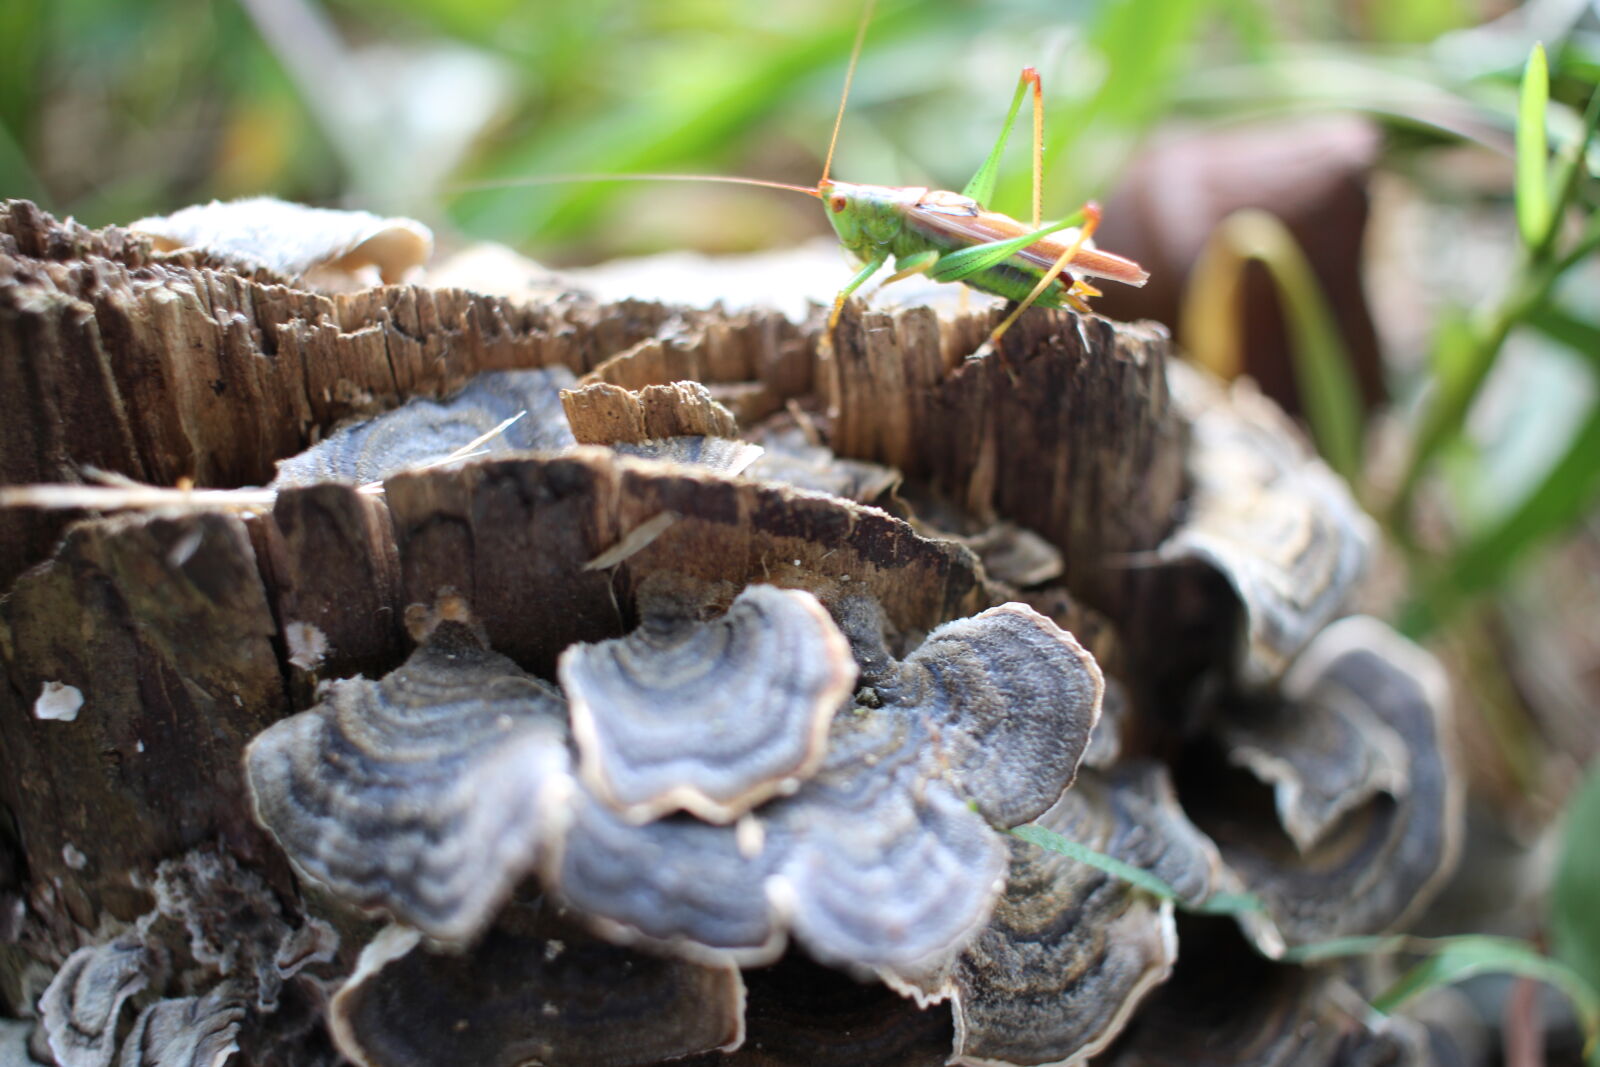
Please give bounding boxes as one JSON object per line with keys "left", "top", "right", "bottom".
{"left": 0, "top": 199, "right": 1468, "bottom": 1066}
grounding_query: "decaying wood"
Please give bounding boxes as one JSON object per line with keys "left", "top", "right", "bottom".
{"left": 562, "top": 381, "right": 740, "bottom": 445}
{"left": 0, "top": 199, "right": 1193, "bottom": 1059}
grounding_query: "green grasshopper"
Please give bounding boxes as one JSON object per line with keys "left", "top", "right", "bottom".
{"left": 475, "top": 1, "right": 1148, "bottom": 343}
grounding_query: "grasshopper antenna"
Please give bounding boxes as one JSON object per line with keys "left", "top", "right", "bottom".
{"left": 451, "top": 173, "right": 821, "bottom": 198}
{"left": 820, "top": 0, "right": 878, "bottom": 187}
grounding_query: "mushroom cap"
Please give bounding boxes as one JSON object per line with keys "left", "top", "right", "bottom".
{"left": 549, "top": 597, "right": 1100, "bottom": 982}
{"left": 272, "top": 367, "right": 577, "bottom": 487}
{"left": 870, "top": 603, "right": 1104, "bottom": 829}
{"left": 243, "top": 620, "right": 574, "bottom": 944}
{"left": 1156, "top": 365, "right": 1374, "bottom": 689}
{"left": 1199, "top": 616, "right": 1462, "bottom": 947}
{"left": 949, "top": 764, "right": 1224, "bottom": 1067}
{"left": 1221, "top": 682, "right": 1410, "bottom": 854}
{"left": 329, "top": 906, "right": 744, "bottom": 1067}
{"left": 130, "top": 197, "right": 432, "bottom": 284}
{"left": 562, "top": 581, "right": 856, "bottom": 823}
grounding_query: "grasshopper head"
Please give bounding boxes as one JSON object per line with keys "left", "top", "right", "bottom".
{"left": 818, "top": 179, "right": 903, "bottom": 255}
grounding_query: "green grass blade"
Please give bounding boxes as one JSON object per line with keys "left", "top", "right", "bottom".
{"left": 1554, "top": 766, "right": 1600, "bottom": 1011}
{"left": 1527, "top": 306, "right": 1600, "bottom": 371}
{"left": 1007, "top": 824, "right": 1263, "bottom": 917}
{"left": 1181, "top": 211, "right": 1366, "bottom": 484}
{"left": 1415, "top": 396, "right": 1600, "bottom": 624}
{"left": 1517, "top": 43, "right": 1552, "bottom": 248}
{"left": 1284, "top": 933, "right": 1600, "bottom": 1059}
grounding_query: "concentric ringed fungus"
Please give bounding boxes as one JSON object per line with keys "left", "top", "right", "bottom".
{"left": 548, "top": 598, "right": 1101, "bottom": 983}
{"left": 946, "top": 763, "right": 1224, "bottom": 1066}
{"left": 1154, "top": 365, "right": 1375, "bottom": 689}
{"left": 1201, "top": 615, "right": 1463, "bottom": 947}
{"left": 243, "top": 601, "right": 574, "bottom": 944}
{"left": 561, "top": 580, "right": 857, "bottom": 823}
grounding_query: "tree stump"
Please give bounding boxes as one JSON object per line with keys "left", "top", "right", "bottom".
{"left": 0, "top": 200, "right": 1464, "bottom": 1067}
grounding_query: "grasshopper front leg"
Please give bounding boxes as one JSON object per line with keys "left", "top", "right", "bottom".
{"left": 827, "top": 253, "right": 889, "bottom": 330}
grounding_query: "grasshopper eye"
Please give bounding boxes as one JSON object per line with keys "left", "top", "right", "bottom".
{"left": 830, "top": 195, "right": 847, "bottom": 213}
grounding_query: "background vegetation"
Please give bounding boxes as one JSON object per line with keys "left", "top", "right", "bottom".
{"left": 3, "top": 0, "right": 1599, "bottom": 1057}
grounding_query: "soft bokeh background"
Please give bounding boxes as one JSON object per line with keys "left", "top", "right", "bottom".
{"left": 4, "top": 0, "right": 1600, "bottom": 1057}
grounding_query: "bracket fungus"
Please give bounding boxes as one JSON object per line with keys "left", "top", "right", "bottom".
{"left": 272, "top": 367, "right": 578, "bottom": 487}
{"left": 117, "top": 984, "right": 247, "bottom": 1067}
{"left": 38, "top": 933, "right": 161, "bottom": 1067}
{"left": 550, "top": 597, "right": 1101, "bottom": 983}
{"left": 244, "top": 602, "right": 574, "bottom": 944}
{"left": 1153, "top": 365, "right": 1375, "bottom": 690}
{"left": 330, "top": 905, "right": 744, "bottom": 1067}
{"left": 948, "top": 764, "right": 1224, "bottom": 1067}
{"left": 561, "top": 580, "right": 857, "bottom": 823}
{"left": 1195, "top": 616, "right": 1462, "bottom": 947}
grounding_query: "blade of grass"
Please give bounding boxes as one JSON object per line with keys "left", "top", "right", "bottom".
{"left": 1528, "top": 305, "right": 1600, "bottom": 371}
{"left": 1007, "top": 824, "right": 1263, "bottom": 917}
{"left": 1285, "top": 933, "right": 1600, "bottom": 1059}
{"left": 1554, "top": 766, "right": 1600, "bottom": 1014}
{"left": 1411, "top": 395, "right": 1600, "bottom": 628}
{"left": 1179, "top": 210, "right": 1366, "bottom": 485}
{"left": 1516, "top": 43, "right": 1552, "bottom": 248}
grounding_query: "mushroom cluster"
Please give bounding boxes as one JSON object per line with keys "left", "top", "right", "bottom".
{"left": 228, "top": 352, "right": 1457, "bottom": 1065}
{"left": 0, "top": 202, "right": 1467, "bottom": 1067}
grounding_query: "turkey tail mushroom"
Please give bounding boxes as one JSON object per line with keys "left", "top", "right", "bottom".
{"left": 560, "top": 578, "right": 857, "bottom": 824}
{"left": 243, "top": 599, "right": 574, "bottom": 944}
{"left": 1190, "top": 616, "right": 1463, "bottom": 950}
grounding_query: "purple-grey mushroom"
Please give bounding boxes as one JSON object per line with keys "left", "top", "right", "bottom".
{"left": 116, "top": 984, "right": 246, "bottom": 1067}
{"left": 945, "top": 763, "right": 1225, "bottom": 1066}
{"left": 243, "top": 601, "right": 574, "bottom": 944}
{"left": 611, "top": 436, "right": 766, "bottom": 475}
{"left": 561, "top": 579, "right": 856, "bottom": 823}
{"left": 549, "top": 597, "right": 1100, "bottom": 984}
{"left": 272, "top": 367, "right": 577, "bottom": 487}
{"left": 1197, "top": 616, "right": 1462, "bottom": 949}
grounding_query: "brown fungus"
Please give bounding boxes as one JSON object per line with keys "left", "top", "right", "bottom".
{"left": 329, "top": 905, "right": 744, "bottom": 1067}
{"left": 1154, "top": 365, "right": 1375, "bottom": 689}
{"left": 243, "top": 606, "right": 574, "bottom": 944}
{"left": 1197, "top": 616, "right": 1462, "bottom": 947}
{"left": 272, "top": 367, "right": 578, "bottom": 487}
{"left": 561, "top": 580, "right": 856, "bottom": 823}
{"left": 943, "top": 764, "right": 1224, "bottom": 1066}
